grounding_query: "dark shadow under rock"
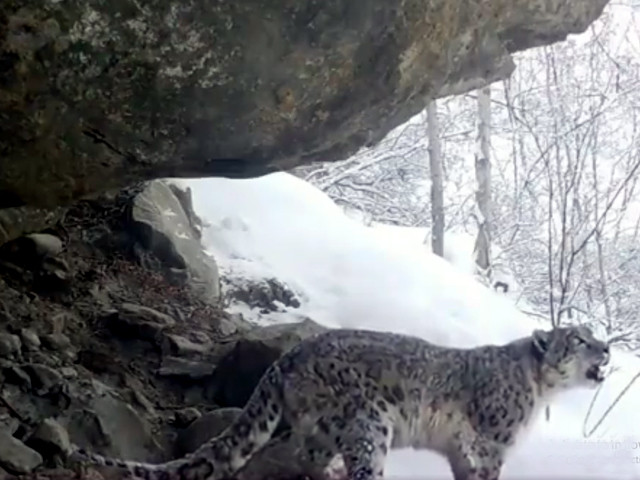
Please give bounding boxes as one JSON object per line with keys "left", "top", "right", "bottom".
{"left": 211, "top": 319, "right": 327, "bottom": 408}
{"left": 174, "top": 407, "right": 242, "bottom": 457}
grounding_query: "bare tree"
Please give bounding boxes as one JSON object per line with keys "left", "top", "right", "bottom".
{"left": 292, "top": 117, "right": 432, "bottom": 227}
{"left": 493, "top": 7, "right": 640, "bottom": 338}
{"left": 296, "top": 0, "right": 640, "bottom": 351}
{"left": 426, "top": 100, "right": 445, "bottom": 256}
{"left": 473, "top": 84, "right": 492, "bottom": 277}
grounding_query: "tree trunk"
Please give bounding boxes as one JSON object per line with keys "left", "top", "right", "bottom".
{"left": 426, "top": 100, "right": 444, "bottom": 257}
{"left": 474, "top": 85, "right": 492, "bottom": 276}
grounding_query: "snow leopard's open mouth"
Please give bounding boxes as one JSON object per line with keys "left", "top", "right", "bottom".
{"left": 586, "top": 365, "right": 606, "bottom": 382}
{"left": 586, "top": 355, "right": 610, "bottom": 383}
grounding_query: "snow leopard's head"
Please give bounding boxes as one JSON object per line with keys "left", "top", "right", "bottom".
{"left": 532, "top": 325, "right": 610, "bottom": 390}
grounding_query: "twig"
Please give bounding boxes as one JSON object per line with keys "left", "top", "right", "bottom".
{"left": 582, "top": 367, "right": 640, "bottom": 437}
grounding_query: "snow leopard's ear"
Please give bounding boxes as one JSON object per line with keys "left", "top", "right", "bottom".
{"left": 532, "top": 329, "right": 551, "bottom": 355}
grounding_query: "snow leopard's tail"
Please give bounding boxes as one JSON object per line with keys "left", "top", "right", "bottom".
{"left": 69, "top": 363, "right": 285, "bottom": 480}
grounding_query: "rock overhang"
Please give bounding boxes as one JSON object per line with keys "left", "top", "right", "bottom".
{"left": 0, "top": 0, "right": 609, "bottom": 210}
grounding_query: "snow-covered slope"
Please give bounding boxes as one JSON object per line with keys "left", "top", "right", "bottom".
{"left": 177, "top": 172, "right": 640, "bottom": 479}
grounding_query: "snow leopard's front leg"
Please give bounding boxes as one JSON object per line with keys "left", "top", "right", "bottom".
{"left": 337, "top": 414, "right": 393, "bottom": 480}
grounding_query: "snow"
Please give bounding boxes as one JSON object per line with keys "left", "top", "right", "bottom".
{"left": 370, "top": 222, "right": 478, "bottom": 276}
{"left": 176, "top": 172, "right": 640, "bottom": 479}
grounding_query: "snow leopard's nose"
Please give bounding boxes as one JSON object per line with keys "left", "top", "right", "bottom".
{"left": 601, "top": 344, "right": 610, "bottom": 365}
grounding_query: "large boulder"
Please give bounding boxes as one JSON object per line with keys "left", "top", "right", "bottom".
{"left": 0, "top": 0, "right": 608, "bottom": 209}
{"left": 241, "top": 318, "right": 328, "bottom": 353}
{"left": 0, "top": 431, "right": 43, "bottom": 474}
{"left": 131, "top": 180, "right": 220, "bottom": 303}
{"left": 64, "top": 389, "right": 163, "bottom": 463}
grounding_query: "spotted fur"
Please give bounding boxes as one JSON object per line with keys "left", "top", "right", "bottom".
{"left": 69, "top": 325, "right": 610, "bottom": 480}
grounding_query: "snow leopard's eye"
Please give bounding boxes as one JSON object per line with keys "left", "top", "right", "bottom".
{"left": 572, "top": 335, "right": 587, "bottom": 347}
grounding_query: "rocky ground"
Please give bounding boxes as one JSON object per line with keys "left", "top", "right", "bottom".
{"left": 0, "top": 182, "right": 326, "bottom": 480}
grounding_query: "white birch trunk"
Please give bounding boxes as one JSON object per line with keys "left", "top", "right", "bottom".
{"left": 474, "top": 85, "right": 492, "bottom": 276}
{"left": 426, "top": 100, "right": 444, "bottom": 257}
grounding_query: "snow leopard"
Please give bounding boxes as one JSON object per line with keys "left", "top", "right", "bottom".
{"left": 69, "top": 325, "right": 610, "bottom": 480}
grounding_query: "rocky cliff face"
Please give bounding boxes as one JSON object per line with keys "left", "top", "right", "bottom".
{"left": 0, "top": 182, "right": 326, "bottom": 480}
{"left": 0, "top": 0, "right": 608, "bottom": 212}
{"left": 0, "top": 2, "right": 612, "bottom": 477}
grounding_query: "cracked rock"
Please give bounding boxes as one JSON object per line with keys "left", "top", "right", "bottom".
{"left": 3, "top": 366, "right": 31, "bottom": 389}
{"left": 66, "top": 393, "right": 161, "bottom": 463}
{"left": 0, "top": 414, "right": 19, "bottom": 436}
{"left": 0, "top": 430, "right": 43, "bottom": 474}
{"left": 0, "top": 334, "right": 21, "bottom": 358}
{"left": 157, "top": 356, "right": 214, "bottom": 380}
{"left": 163, "top": 334, "right": 211, "bottom": 356}
{"left": 27, "top": 418, "right": 72, "bottom": 457}
{"left": 19, "top": 328, "right": 41, "bottom": 351}
{"left": 41, "top": 333, "right": 72, "bottom": 351}
{"left": 23, "top": 364, "right": 63, "bottom": 393}
{"left": 106, "top": 303, "right": 176, "bottom": 341}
